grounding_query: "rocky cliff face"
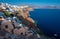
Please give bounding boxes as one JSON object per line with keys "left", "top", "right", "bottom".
{"left": 0, "top": 3, "right": 40, "bottom": 39}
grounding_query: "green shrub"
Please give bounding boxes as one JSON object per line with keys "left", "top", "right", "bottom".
{"left": 10, "top": 14, "right": 14, "bottom": 17}
{"left": 3, "top": 11, "right": 10, "bottom": 17}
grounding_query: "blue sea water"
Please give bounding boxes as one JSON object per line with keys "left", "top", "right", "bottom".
{"left": 30, "top": 9, "right": 60, "bottom": 37}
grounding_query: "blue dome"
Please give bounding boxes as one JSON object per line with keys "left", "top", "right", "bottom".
{"left": 0, "top": 12, "right": 6, "bottom": 18}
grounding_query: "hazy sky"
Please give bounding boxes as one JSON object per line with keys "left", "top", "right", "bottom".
{"left": 0, "top": 0, "right": 60, "bottom": 6}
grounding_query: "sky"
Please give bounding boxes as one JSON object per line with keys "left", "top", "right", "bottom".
{"left": 0, "top": 0, "right": 60, "bottom": 6}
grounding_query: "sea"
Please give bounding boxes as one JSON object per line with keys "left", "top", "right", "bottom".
{"left": 30, "top": 9, "right": 60, "bottom": 38}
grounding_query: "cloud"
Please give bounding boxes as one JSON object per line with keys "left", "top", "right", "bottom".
{"left": 33, "top": 5, "right": 60, "bottom": 9}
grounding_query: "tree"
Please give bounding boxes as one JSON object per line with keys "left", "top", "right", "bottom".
{"left": 3, "top": 11, "right": 10, "bottom": 17}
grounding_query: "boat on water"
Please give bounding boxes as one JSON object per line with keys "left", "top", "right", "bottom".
{"left": 30, "top": 9, "right": 60, "bottom": 39}
{"left": 0, "top": 3, "right": 59, "bottom": 39}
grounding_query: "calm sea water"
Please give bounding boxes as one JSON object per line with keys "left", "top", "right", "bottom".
{"left": 30, "top": 9, "right": 60, "bottom": 37}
